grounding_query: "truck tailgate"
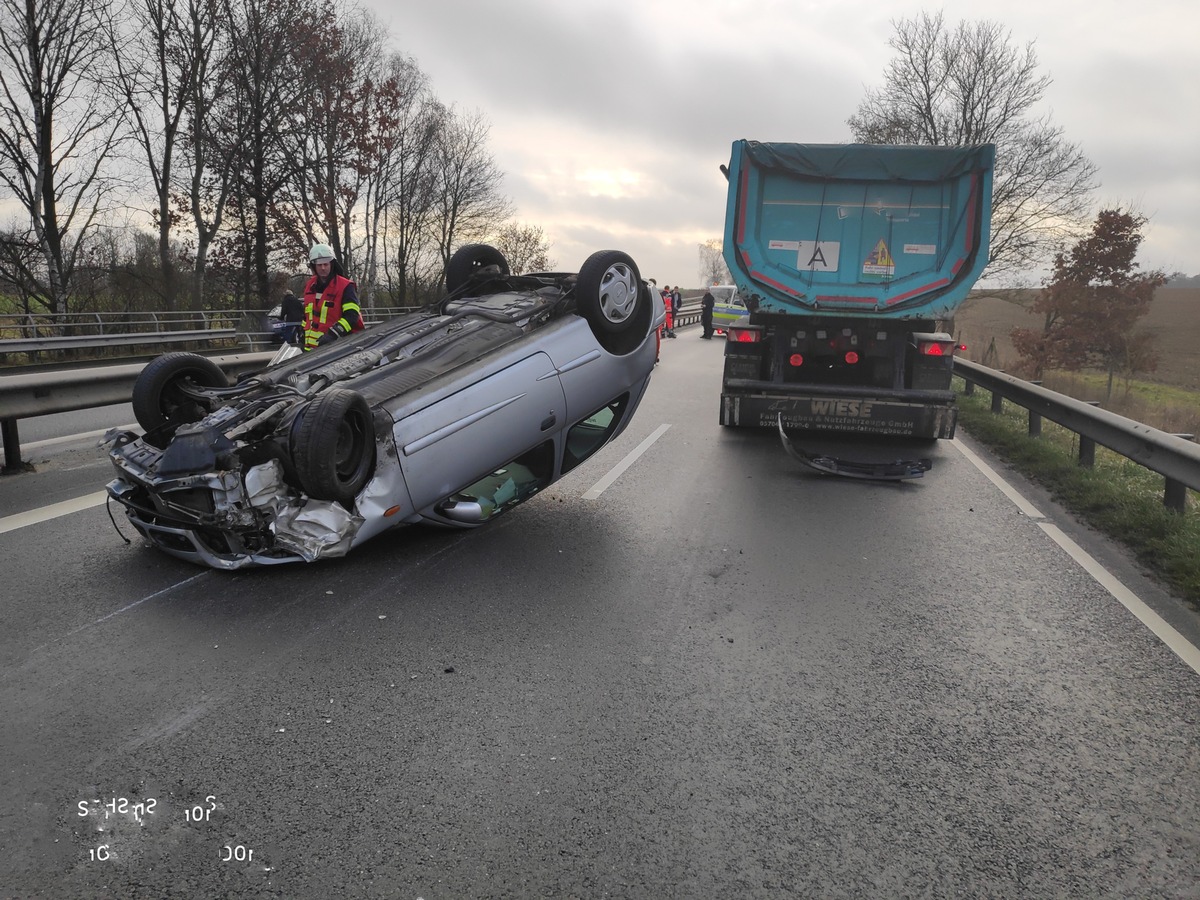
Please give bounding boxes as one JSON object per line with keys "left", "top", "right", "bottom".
{"left": 723, "top": 141, "right": 994, "bottom": 319}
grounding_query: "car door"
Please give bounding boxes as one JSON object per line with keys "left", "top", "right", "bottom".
{"left": 392, "top": 351, "right": 567, "bottom": 512}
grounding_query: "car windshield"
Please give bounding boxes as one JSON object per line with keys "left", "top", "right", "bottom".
{"left": 711, "top": 287, "right": 737, "bottom": 303}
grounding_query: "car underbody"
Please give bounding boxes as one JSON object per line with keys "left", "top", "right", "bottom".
{"left": 106, "top": 249, "right": 661, "bottom": 568}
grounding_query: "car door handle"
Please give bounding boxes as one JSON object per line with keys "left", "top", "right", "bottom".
{"left": 540, "top": 413, "right": 556, "bottom": 431}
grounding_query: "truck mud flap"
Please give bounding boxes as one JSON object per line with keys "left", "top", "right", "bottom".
{"left": 777, "top": 415, "right": 932, "bottom": 481}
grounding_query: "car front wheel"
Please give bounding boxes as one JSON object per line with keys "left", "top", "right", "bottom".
{"left": 293, "top": 389, "right": 376, "bottom": 504}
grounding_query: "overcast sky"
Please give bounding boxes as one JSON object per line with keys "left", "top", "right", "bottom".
{"left": 365, "top": 0, "right": 1199, "bottom": 288}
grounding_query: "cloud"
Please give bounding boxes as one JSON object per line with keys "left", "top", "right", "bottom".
{"left": 371, "top": 0, "right": 1200, "bottom": 284}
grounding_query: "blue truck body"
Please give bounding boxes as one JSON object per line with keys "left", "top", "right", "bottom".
{"left": 718, "top": 141, "right": 995, "bottom": 438}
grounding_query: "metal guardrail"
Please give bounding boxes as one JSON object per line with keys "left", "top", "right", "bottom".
{"left": 0, "top": 307, "right": 425, "bottom": 355}
{"left": 0, "top": 329, "right": 239, "bottom": 353}
{"left": 955, "top": 358, "right": 1200, "bottom": 512}
{"left": 0, "top": 309, "right": 241, "bottom": 333}
{"left": 0, "top": 352, "right": 274, "bottom": 472}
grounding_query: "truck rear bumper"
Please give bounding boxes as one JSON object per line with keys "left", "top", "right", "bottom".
{"left": 721, "top": 381, "right": 957, "bottom": 438}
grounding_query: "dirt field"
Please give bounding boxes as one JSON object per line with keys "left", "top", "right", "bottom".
{"left": 952, "top": 287, "right": 1200, "bottom": 391}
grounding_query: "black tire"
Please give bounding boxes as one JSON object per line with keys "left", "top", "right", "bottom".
{"left": 445, "top": 243, "right": 510, "bottom": 294}
{"left": 293, "top": 389, "right": 376, "bottom": 503}
{"left": 132, "top": 352, "right": 229, "bottom": 433}
{"left": 575, "top": 250, "right": 652, "bottom": 354}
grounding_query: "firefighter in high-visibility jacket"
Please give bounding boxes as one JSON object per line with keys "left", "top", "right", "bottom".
{"left": 302, "top": 242, "right": 364, "bottom": 351}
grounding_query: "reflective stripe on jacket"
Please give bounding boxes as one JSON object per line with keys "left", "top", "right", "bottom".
{"left": 303, "top": 274, "right": 363, "bottom": 350}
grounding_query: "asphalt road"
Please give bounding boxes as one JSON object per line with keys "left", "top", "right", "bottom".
{"left": 2, "top": 330, "right": 1198, "bottom": 898}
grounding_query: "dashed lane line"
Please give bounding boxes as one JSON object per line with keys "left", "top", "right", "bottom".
{"left": 582, "top": 423, "right": 672, "bottom": 500}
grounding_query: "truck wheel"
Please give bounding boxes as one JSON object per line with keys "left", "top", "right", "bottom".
{"left": 132, "top": 352, "right": 229, "bottom": 434}
{"left": 445, "top": 243, "right": 510, "bottom": 294}
{"left": 293, "top": 388, "right": 375, "bottom": 504}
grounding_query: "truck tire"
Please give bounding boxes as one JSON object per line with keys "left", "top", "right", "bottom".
{"left": 132, "top": 352, "right": 229, "bottom": 435}
{"left": 292, "top": 388, "right": 375, "bottom": 504}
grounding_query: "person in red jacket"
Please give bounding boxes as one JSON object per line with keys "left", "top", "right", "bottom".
{"left": 302, "top": 242, "right": 364, "bottom": 351}
{"left": 661, "top": 284, "right": 676, "bottom": 338}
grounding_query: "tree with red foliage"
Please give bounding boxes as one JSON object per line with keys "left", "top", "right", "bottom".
{"left": 1011, "top": 209, "right": 1166, "bottom": 399}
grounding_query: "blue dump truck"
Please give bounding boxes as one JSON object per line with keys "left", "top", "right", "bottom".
{"left": 719, "top": 140, "right": 994, "bottom": 440}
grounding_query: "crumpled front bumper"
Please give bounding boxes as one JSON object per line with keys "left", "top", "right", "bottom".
{"left": 106, "top": 432, "right": 363, "bottom": 569}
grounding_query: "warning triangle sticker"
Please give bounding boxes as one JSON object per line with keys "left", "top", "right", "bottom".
{"left": 866, "top": 239, "right": 893, "bottom": 267}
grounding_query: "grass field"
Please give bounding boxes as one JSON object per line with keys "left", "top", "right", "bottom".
{"left": 953, "top": 286, "right": 1200, "bottom": 388}
{"left": 953, "top": 286, "right": 1200, "bottom": 433}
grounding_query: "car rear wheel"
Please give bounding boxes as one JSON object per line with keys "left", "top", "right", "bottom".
{"left": 293, "top": 389, "right": 376, "bottom": 504}
{"left": 445, "top": 243, "right": 510, "bottom": 294}
{"left": 132, "top": 352, "right": 229, "bottom": 434}
{"left": 575, "top": 250, "right": 652, "bottom": 354}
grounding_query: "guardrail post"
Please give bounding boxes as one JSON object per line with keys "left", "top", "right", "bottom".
{"left": 990, "top": 389, "right": 1003, "bottom": 413}
{"left": 1078, "top": 436, "right": 1095, "bottom": 467}
{"left": 1077, "top": 401, "right": 1101, "bottom": 467}
{"left": 1165, "top": 434, "right": 1195, "bottom": 512}
{"left": 1028, "top": 381, "right": 1042, "bottom": 436}
{"left": 963, "top": 378, "right": 974, "bottom": 396}
{"left": 1, "top": 417, "right": 20, "bottom": 473}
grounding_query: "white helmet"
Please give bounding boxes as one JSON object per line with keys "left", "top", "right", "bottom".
{"left": 309, "top": 242, "right": 336, "bottom": 265}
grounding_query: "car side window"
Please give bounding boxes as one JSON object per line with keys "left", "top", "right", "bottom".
{"left": 562, "top": 395, "right": 628, "bottom": 474}
{"left": 450, "top": 440, "right": 554, "bottom": 520}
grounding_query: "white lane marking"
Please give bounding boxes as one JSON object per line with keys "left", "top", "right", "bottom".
{"left": 583, "top": 423, "right": 672, "bottom": 500}
{"left": 25, "top": 424, "right": 138, "bottom": 451}
{"left": 0, "top": 491, "right": 110, "bottom": 535}
{"left": 66, "top": 572, "right": 209, "bottom": 639}
{"left": 951, "top": 438, "right": 1200, "bottom": 676}
{"left": 9, "top": 572, "right": 212, "bottom": 673}
{"left": 951, "top": 437, "right": 1044, "bottom": 518}
{"left": 1038, "top": 522, "right": 1200, "bottom": 675}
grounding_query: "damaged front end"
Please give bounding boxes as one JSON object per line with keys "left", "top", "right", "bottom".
{"left": 107, "top": 427, "right": 364, "bottom": 569}
{"left": 105, "top": 371, "right": 377, "bottom": 568}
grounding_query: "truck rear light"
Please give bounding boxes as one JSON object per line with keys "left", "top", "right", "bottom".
{"left": 789, "top": 353, "right": 804, "bottom": 367}
{"left": 844, "top": 351, "right": 859, "bottom": 364}
{"left": 724, "top": 326, "right": 763, "bottom": 343}
{"left": 727, "top": 325, "right": 763, "bottom": 343}
{"left": 920, "top": 340, "right": 955, "bottom": 356}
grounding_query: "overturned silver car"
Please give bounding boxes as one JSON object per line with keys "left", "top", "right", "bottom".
{"left": 106, "top": 245, "right": 662, "bottom": 569}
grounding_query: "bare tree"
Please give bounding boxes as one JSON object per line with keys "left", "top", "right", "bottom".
{"left": 109, "top": 0, "right": 215, "bottom": 310}
{"left": 698, "top": 239, "right": 728, "bottom": 286}
{"left": 379, "top": 79, "right": 443, "bottom": 305}
{"left": 220, "top": 0, "right": 311, "bottom": 304}
{"left": 175, "top": 0, "right": 234, "bottom": 309}
{"left": 360, "top": 53, "right": 438, "bottom": 306}
{"left": 277, "top": 2, "right": 385, "bottom": 276}
{"left": 430, "top": 107, "right": 512, "bottom": 290}
{"left": 492, "top": 222, "right": 554, "bottom": 274}
{"left": 0, "top": 0, "right": 124, "bottom": 313}
{"left": 848, "top": 11, "right": 1097, "bottom": 278}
